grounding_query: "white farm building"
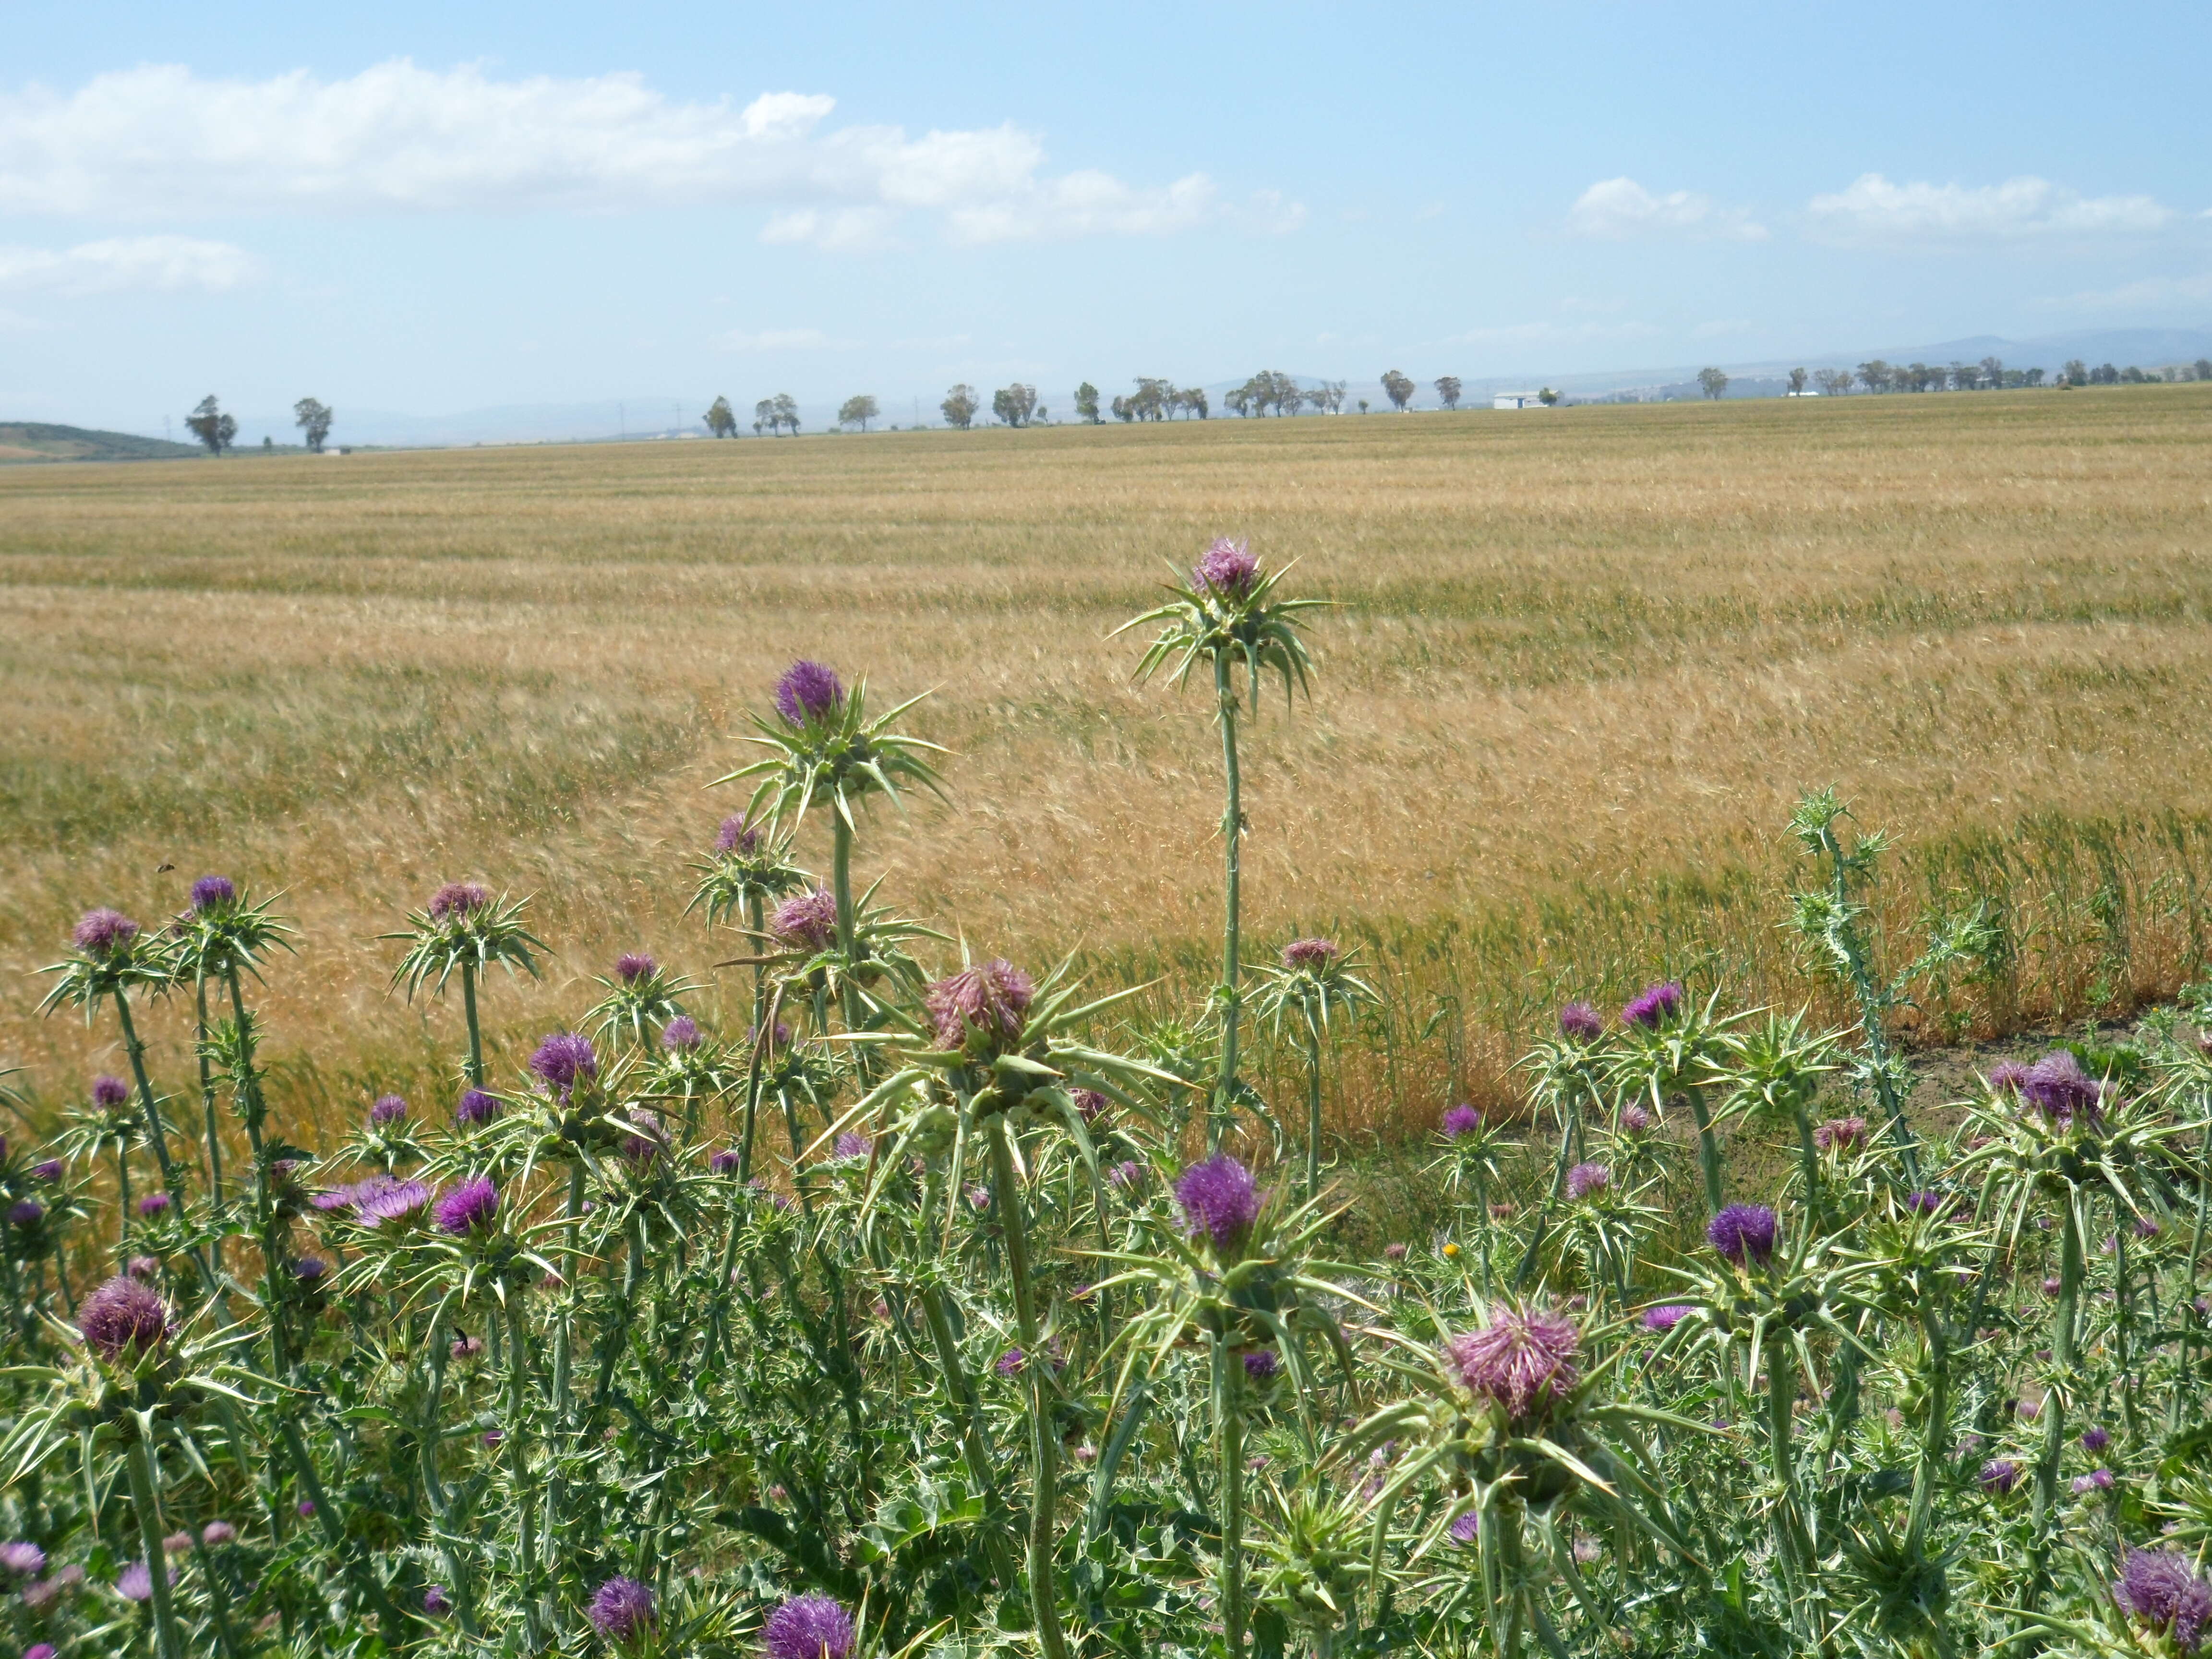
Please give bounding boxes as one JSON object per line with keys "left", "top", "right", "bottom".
{"left": 1493, "top": 391, "right": 1547, "bottom": 409}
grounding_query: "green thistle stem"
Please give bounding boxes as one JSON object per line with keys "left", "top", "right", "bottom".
{"left": 507, "top": 1295, "right": 540, "bottom": 1647}
{"left": 833, "top": 813, "right": 860, "bottom": 1032}
{"left": 2029, "top": 1195, "right": 2083, "bottom": 1609}
{"left": 1303, "top": 1023, "right": 1325, "bottom": 1206}
{"left": 1213, "top": 1334, "right": 1248, "bottom": 1658}
{"left": 1685, "top": 1085, "right": 1723, "bottom": 1214}
{"left": 1214, "top": 654, "right": 1243, "bottom": 1153}
{"left": 740, "top": 891, "right": 768, "bottom": 1185}
{"left": 461, "top": 961, "right": 483, "bottom": 1086}
{"left": 112, "top": 990, "right": 180, "bottom": 1195}
{"left": 988, "top": 1116, "right": 1069, "bottom": 1659}
{"left": 194, "top": 974, "right": 223, "bottom": 1271}
{"left": 125, "top": 1430, "right": 186, "bottom": 1659}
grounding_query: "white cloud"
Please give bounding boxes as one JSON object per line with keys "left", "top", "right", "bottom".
{"left": 1564, "top": 178, "right": 1766, "bottom": 241}
{"left": 1805, "top": 173, "right": 2176, "bottom": 243}
{"left": 0, "top": 235, "right": 254, "bottom": 294}
{"left": 2028, "top": 270, "right": 2212, "bottom": 313}
{"left": 711, "top": 327, "right": 854, "bottom": 351}
{"left": 0, "top": 62, "right": 1295, "bottom": 247}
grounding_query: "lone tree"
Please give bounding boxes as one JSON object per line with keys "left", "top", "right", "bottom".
{"left": 292, "top": 397, "right": 334, "bottom": 452}
{"left": 1073, "top": 382, "right": 1102, "bottom": 423}
{"left": 1696, "top": 366, "right": 1730, "bottom": 400}
{"left": 941, "top": 384, "right": 980, "bottom": 429}
{"left": 1433, "top": 375, "right": 1462, "bottom": 410}
{"left": 1786, "top": 368, "right": 1808, "bottom": 396}
{"left": 838, "top": 394, "right": 879, "bottom": 432}
{"left": 704, "top": 396, "right": 738, "bottom": 438}
{"left": 185, "top": 395, "right": 237, "bottom": 455}
{"left": 992, "top": 384, "right": 1038, "bottom": 427}
{"left": 1381, "top": 368, "right": 1414, "bottom": 410}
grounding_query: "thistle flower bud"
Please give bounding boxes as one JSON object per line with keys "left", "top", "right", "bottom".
{"left": 1987, "top": 1060, "right": 2030, "bottom": 1094}
{"left": 1106, "top": 1159, "right": 1144, "bottom": 1192}
{"left": 8, "top": 1200, "right": 44, "bottom": 1228}
{"left": 1707, "top": 1203, "right": 1779, "bottom": 1265}
{"left": 32, "top": 1159, "right": 63, "bottom": 1181}
{"left": 710, "top": 1147, "right": 744, "bottom": 1175}
{"left": 995, "top": 1347, "right": 1024, "bottom": 1376}
{"left": 455, "top": 1088, "right": 501, "bottom": 1125}
{"left": 2083, "top": 1425, "right": 2112, "bottom": 1453}
{"left": 2074, "top": 1469, "right": 2115, "bottom": 1494}
{"left": 1813, "top": 1116, "right": 1866, "bottom": 1151}
{"left": 716, "top": 813, "right": 761, "bottom": 855}
{"left": 292, "top": 1257, "right": 328, "bottom": 1284}
{"left": 369, "top": 1094, "right": 408, "bottom": 1127}
{"left": 117, "top": 1561, "right": 176, "bottom": 1601}
{"left": 72, "top": 908, "right": 140, "bottom": 957}
{"left": 189, "top": 874, "right": 237, "bottom": 912}
{"left": 1445, "top": 1304, "right": 1581, "bottom": 1421}
{"left": 127, "top": 1254, "right": 159, "bottom": 1278}
{"left": 1448, "top": 1512, "right": 1480, "bottom": 1546}
{"left": 1243, "top": 1349, "right": 1281, "bottom": 1382}
{"left": 353, "top": 1176, "right": 432, "bottom": 1225}
{"left": 830, "top": 1132, "right": 871, "bottom": 1163}
{"left": 423, "top": 1585, "right": 452, "bottom": 1617}
{"left": 1979, "top": 1458, "right": 2021, "bottom": 1494}
{"left": 201, "top": 1522, "right": 236, "bottom": 1546}
{"left": 1623, "top": 981, "right": 1683, "bottom": 1029}
{"left": 1620, "top": 1104, "right": 1652, "bottom": 1131}
{"left": 614, "top": 952, "right": 655, "bottom": 985}
{"left": 2020, "top": 1049, "right": 2101, "bottom": 1123}
{"left": 137, "top": 1191, "right": 172, "bottom": 1218}
{"left": 78, "top": 1275, "right": 168, "bottom": 1363}
{"left": 586, "top": 1575, "right": 658, "bottom": 1645}
{"left": 2116, "top": 1550, "right": 2212, "bottom": 1653}
{"left": 774, "top": 660, "right": 844, "bottom": 725}
{"left": 763, "top": 1592, "right": 856, "bottom": 1659}
{"left": 1174, "top": 1154, "right": 1261, "bottom": 1250}
{"left": 427, "top": 882, "right": 490, "bottom": 922}
{"left": 1558, "top": 1001, "right": 1603, "bottom": 1041}
{"left": 92, "top": 1074, "right": 129, "bottom": 1108}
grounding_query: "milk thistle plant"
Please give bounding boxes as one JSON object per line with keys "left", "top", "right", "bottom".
{"left": 385, "top": 884, "right": 547, "bottom": 1087}
{"left": 1252, "top": 936, "right": 1376, "bottom": 1204}
{"left": 1118, "top": 538, "right": 1326, "bottom": 1149}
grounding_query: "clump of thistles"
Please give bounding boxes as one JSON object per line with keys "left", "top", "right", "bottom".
{"left": 925, "top": 958, "right": 1034, "bottom": 1049}
{"left": 1707, "top": 1203, "right": 1779, "bottom": 1265}
{"left": 775, "top": 660, "right": 844, "bottom": 725}
{"left": 79, "top": 1275, "right": 169, "bottom": 1363}
{"left": 1175, "top": 1154, "right": 1262, "bottom": 1250}
{"left": 763, "top": 1592, "right": 857, "bottom": 1659}
{"left": 1446, "top": 1304, "right": 1581, "bottom": 1421}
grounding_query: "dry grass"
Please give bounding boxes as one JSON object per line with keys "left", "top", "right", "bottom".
{"left": 4, "top": 386, "right": 2210, "bottom": 1144}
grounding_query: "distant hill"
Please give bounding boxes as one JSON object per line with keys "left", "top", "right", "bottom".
{"left": 0, "top": 422, "right": 204, "bottom": 463}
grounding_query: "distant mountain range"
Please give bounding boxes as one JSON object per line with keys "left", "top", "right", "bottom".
{"left": 14, "top": 326, "right": 2212, "bottom": 455}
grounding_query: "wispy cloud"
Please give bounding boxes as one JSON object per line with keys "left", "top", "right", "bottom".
{"left": 711, "top": 327, "right": 855, "bottom": 351}
{"left": 0, "top": 62, "right": 1299, "bottom": 249}
{"left": 2028, "top": 270, "right": 2212, "bottom": 313}
{"left": 1805, "top": 173, "right": 2176, "bottom": 243}
{"left": 0, "top": 235, "right": 254, "bottom": 294}
{"left": 1564, "top": 178, "right": 1766, "bottom": 241}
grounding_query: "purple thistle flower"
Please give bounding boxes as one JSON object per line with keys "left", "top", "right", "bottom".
{"left": 32, "top": 1158, "right": 63, "bottom": 1181}
{"left": 1619, "top": 1103, "right": 1652, "bottom": 1131}
{"left": 292, "top": 1257, "right": 328, "bottom": 1283}
{"left": 72, "top": 908, "right": 140, "bottom": 957}
{"left": 1441, "top": 1104, "right": 1481, "bottom": 1139}
{"left": 78, "top": 1276, "right": 168, "bottom": 1362}
{"left": 8, "top": 1200, "right": 44, "bottom": 1228}
{"left": 455, "top": 1087, "right": 502, "bottom": 1125}
{"left": 529, "top": 1032, "right": 598, "bottom": 1094}
{"left": 451, "top": 1335, "right": 484, "bottom": 1360}
{"left": 433, "top": 1177, "right": 499, "bottom": 1236}
{"left": 1446, "top": 1305, "right": 1582, "bottom": 1420}
{"left": 1106, "top": 1159, "right": 1145, "bottom": 1192}
{"left": 763, "top": 1592, "right": 858, "bottom": 1659}
{"left": 1243, "top": 1349, "right": 1281, "bottom": 1382}
{"left": 0, "top": 1541, "right": 46, "bottom": 1576}
{"left": 963, "top": 1183, "right": 990, "bottom": 1212}
{"left": 189, "top": 874, "right": 237, "bottom": 912}
{"left": 201, "top": 1522, "right": 235, "bottom": 1546}
{"left": 1813, "top": 1116, "right": 1866, "bottom": 1152}
{"left": 2043, "top": 1275, "right": 2064, "bottom": 1297}
{"left": 925, "top": 958, "right": 1036, "bottom": 1049}
{"left": 1707, "top": 1203, "right": 1779, "bottom": 1265}
{"left": 93, "top": 1074, "right": 130, "bottom": 1108}
{"left": 1623, "top": 981, "right": 1684, "bottom": 1029}
{"left": 1071, "top": 1087, "right": 1109, "bottom": 1122}
{"left": 1642, "top": 1304, "right": 1694, "bottom": 1333}
{"left": 831, "top": 1132, "right": 871, "bottom": 1162}
{"left": 1903, "top": 1190, "right": 1943, "bottom": 1215}
{"left": 1193, "top": 536, "right": 1259, "bottom": 599}
{"left": 621, "top": 1109, "right": 665, "bottom": 1165}
{"left": 615, "top": 952, "right": 656, "bottom": 985}
{"left": 2083, "top": 1426, "right": 2112, "bottom": 1453}
{"left": 423, "top": 1584, "right": 452, "bottom": 1617}
{"left": 26, "top": 1645, "right": 57, "bottom": 1659}
{"left": 2135, "top": 1214, "right": 2163, "bottom": 1238}
{"left": 771, "top": 888, "right": 838, "bottom": 952}
{"left": 1448, "top": 1511, "right": 1481, "bottom": 1546}
{"left": 1987, "top": 1060, "right": 2030, "bottom": 1094}
{"left": 586, "top": 1575, "right": 658, "bottom": 1645}
{"left": 775, "top": 660, "right": 845, "bottom": 725}
{"left": 117, "top": 1561, "right": 160, "bottom": 1601}
{"left": 1384, "top": 1241, "right": 1408, "bottom": 1261}
{"left": 2117, "top": 1550, "right": 2212, "bottom": 1652}
{"left": 1282, "top": 937, "right": 1338, "bottom": 972}
{"left": 296, "top": 1500, "right": 315, "bottom": 1517}
{"left": 1565, "top": 1162, "right": 1611, "bottom": 1201}
{"left": 1978, "top": 1458, "right": 2021, "bottom": 1495}
{"left": 127, "top": 1254, "right": 159, "bottom": 1279}
{"left": 369, "top": 1094, "right": 408, "bottom": 1127}
{"left": 710, "top": 1146, "right": 743, "bottom": 1175}
{"left": 716, "top": 813, "right": 761, "bottom": 855}
{"left": 353, "top": 1176, "right": 432, "bottom": 1225}
{"left": 427, "top": 881, "right": 491, "bottom": 922}
{"left": 996, "top": 1347, "right": 1024, "bottom": 1376}
{"left": 2020, "top": 1049, "right": 2102, "bottom": 1122}
{"left": 136, "top": 1191, "right": 172, "bottom": 1218}
{"left": 2074, "top": 1469, "right": 2116, "bottom": 1494}
{"left": 1175, "top": 1154, "right": 1262, "bottom": 1250}
{"left": 1558, "top": 1001, "right": 1604, "bottom": 1042}
{"left": 661, "top": 1015, "right": 702, "bottom": 1051}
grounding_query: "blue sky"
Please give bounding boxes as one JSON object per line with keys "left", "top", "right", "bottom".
{"left": 2, "top": 1, "right": 2207, "bottom": 433}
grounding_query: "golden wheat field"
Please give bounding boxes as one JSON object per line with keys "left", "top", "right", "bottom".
{"left": 3, "top": 386, "right": 2211, "bottom": 1143}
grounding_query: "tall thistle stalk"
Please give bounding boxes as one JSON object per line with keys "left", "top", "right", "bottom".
{"left": 386, "top": 883, "right": 546, "bottom": 1091}
{"left": 1118, "top": 539, "right": 1323, "bottom": 1149}
{"left": 690, "top": 814, "right": 807, "bottom": 1182}
{"left": 1253, "top": 937, "right": 1375, "bottom": 1204}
